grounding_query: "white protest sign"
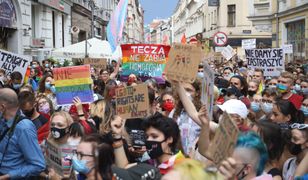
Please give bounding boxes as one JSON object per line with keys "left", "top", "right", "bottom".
{"left": 282, "top": 44, "right": 293, "bottom": 54}
{"left": 0, "top": 49, "right": 31, "bottom": 81}
{"left": 242, "top": 39, "right": 256, "bottom": 49}
{"left": 245, "top": 48, "right": 285, "bottom": 76}
{"left": 215, "top": 47, "right": 225, "bottom": 52}
{"left": 221, "top": 45, "right": 236, "bottom": 60}
{"left": 201, "top": 61, "right": 215, "bottom": 121}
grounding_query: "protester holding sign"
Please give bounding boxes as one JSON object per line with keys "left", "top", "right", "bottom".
{"left": 43, "top": 111, "right": 75, "bottom": 179}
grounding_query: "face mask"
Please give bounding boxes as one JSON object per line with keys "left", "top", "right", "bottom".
{"left": 45, "top": 64, "right": 49, "bottom": 68}
{"left": 51, "top": 127, "right": 68, "bottom": 139}
{"left": 12, "top": 83, "right": 22, "bottom": 90}
{"left": 251, "top": 102, "right": 260, "bottom": 113}
{"left": 277, "top": 84, "right": 288, "bottom": 93}
{"left": 247, "top": 90, "right": 257, "bottom": 97}
{"left": 32, "top": 64, "right": 37, "bottom": 68}
{"left": 50, "top": 86, "right": 56, "bottom": 94}
{"left": 39, "top": 103, "right": 50, "bottom": 114}
{"left": 197, "top": 72, "right": 204, "bottom": 78}
{"left": 145, "top": 140, "right": 164, "bottom": 159}
{"left": 162, "top": 101, "right": 175, "bottom": 112}
{"left": 294, "top": 84, "right": 301, "bottom": 92}
{"left": 45, "top": 82, "right": 51, "bottom": 89}
{"left": 72, "top": 156, "right": 91, "bottom": 175}
{"left": 268, "top": 85, "right": 276, "bottom": 90}
{"left": 23, "top": 108, "right": 35, "bottom": 118}
{"left": 302, "top": 88, "right": 308, "bottom": 95}
{"left": 301, "top": 106, "right": 308, "bottom": 117}
{"left": 261, "top": 103, "right": 273, "bottom": 114}
{"left": 289, "top": 143, "right": 302, "bottom": 156}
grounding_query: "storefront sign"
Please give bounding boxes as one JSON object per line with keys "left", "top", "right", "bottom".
{"left": 38, "top": 0, "right": 71, "bottom": 14}
{"left": 0, "top": 0, "right": 17, "bottom": 28}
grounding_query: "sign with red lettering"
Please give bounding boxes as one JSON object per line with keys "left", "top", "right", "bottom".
{"left": 53, "top": 65, "right": 93, "bottom": 105}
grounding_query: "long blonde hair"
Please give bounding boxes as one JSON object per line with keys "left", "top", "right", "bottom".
{"left": 90, "top": 100, "right": 106, "bottom": 119}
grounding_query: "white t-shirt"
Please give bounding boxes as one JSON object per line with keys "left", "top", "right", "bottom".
{"left": 283, "top": 157, "right": 297, "bottom": 180}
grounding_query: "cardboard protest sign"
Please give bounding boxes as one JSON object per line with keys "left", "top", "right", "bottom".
{"left": 84, "top": 58, "right": 107, "bottom": 70}
{"left": 165, "top": 43, "right": 202, "bottom": 83}
{"left": 0, "top": 49, "right": 31, "bottom": 81}
{"left": 245, "top": 48, "right": 285, "bottom": 76}
{"left": 242, "top": 39, "right": 256, "bottom": 49}
{"left": 45, "top": 140, "right": 74, "bottom": 176}
{"left": 282, "top": 44, "right": 293, "bottom": 54}
{"left": 121, "top": 44, "right": 170, "bottom": 79}
{"left": 115, "top": 84, "right": 149, "bottom": 119}
{"left": 201, "top": 62, "right": 215, "bottom": 121}
{"left": 208, "top": 112, "right": 239, "bottom": 166}
{"left": 53, "top": 65, "right": 94, "bottom": 105}
{"left": 221, "top": 45, "right": 236, "bottom": 60}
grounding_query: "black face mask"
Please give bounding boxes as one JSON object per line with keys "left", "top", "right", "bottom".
{"left": 23, "top": 108, "right": 35, "bottom": 118}
{"left": 247, "top": 90, "right": 257, "bottom": 97}
{"left": 145, "top": 140, "right": 165, "bottom": 159}
{"left": 51, "top": 127, "right": 68, "bottom": 139}
{"left": 289, "top": 143, "right": 302, "bottom": 156}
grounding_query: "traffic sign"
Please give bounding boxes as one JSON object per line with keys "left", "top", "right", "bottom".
{"left": 213, "top": 32, "right": 228, "bottom": 46}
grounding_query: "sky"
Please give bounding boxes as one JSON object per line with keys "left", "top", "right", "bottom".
{"left": 139, "top": 0, "right": 178, "bottom": 24}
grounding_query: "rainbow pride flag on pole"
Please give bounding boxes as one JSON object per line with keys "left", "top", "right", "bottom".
{"left": 53, "top": 65, "right": 94, "bottom": 105}
{"left": 107, "top": 0, "right": 129, "bottom": 52}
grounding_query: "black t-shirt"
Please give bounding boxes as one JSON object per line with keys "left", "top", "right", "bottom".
{"left": 32, "top": 114, "right": 48, "bottom": 130}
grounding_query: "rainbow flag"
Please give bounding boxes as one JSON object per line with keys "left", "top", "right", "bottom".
{"left": 53, "top": 65, "right": 93, "bottom": 105}
{"left": 121, "top": 44, "right": 171, "bottom": 79}
{"left": 107, "top": 0, "right": 129, "bottom": 52}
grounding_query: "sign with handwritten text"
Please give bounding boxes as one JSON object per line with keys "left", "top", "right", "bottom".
{"left": 165, "top": 43, "right": 202, "bottom": 83}
{"left": 208, "top": 112, "right": 239, "bottom": 166}
{"left": 84, "top": 58, "right": 107, "bottom": 70}
{"left": 115, "top": 84, "right": 149, "bottom": 119}
{"left": 53, "top": 65, "right": 94, "bottom": 105}
{"left": 0, "top": 49, "right": 30, "bottom": 81}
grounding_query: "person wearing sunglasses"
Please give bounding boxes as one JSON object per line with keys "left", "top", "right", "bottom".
{"left": 282, "top": 123, "right": 308, "bottom": 180}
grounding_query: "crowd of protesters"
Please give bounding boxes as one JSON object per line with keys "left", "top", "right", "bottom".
{"left": 0, "top": 56, "right": 307, "bottom": 180}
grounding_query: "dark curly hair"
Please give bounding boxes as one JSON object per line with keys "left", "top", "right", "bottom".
{"left": 142, "top": 113, "right": 180, "bottom": 153}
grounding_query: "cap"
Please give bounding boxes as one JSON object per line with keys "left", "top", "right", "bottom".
{"left": 217, "top": 99, "right": 248, "bottom": 119}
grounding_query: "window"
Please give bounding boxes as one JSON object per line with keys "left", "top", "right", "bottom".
{"left": 228, "top": 5, "right": 236, "bottom": 26}
{"left": 31, "top": 5, "right": 36, "bottom": 37}
{"left": 52, "top": 11, "right": 55, "bottom": 48}
{"left": 286, "top": 19, "right": 306, "bottom": 60}
{"left": 62, "top": 14, "right": 65, "bottom": 47}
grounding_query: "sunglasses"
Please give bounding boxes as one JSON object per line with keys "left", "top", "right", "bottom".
{"left": 290, "top": 123, "right": 308, "bottom": 130}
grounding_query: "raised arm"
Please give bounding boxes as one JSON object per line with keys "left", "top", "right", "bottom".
{"left": 175, "top": 82, "right": 201, "bottom": 126}
{"left": 110, "top": 59, "right": 120, "bottom": 80}
{"left": 197, "top": 105, "right": 212, "bottom": 160}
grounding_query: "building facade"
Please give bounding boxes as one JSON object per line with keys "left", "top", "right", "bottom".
{"left": 123, "top": 0, "right": 144, "bottom": 43}
{"left": 171, "top": 0, "right": 273, "bottom": 56}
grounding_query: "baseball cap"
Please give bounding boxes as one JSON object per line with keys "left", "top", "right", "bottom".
{"left": 217, "top": 99, "right": 248, "bottom": 119}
